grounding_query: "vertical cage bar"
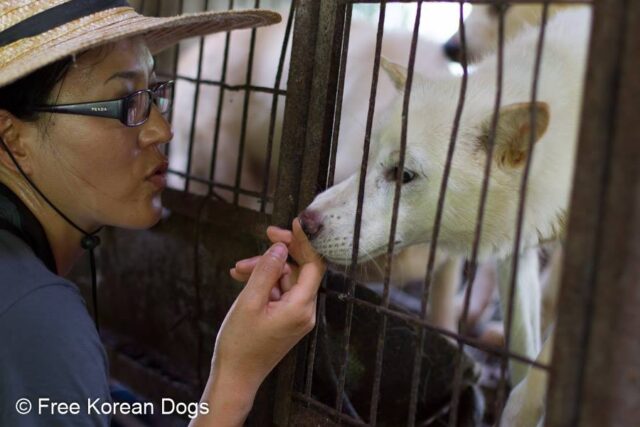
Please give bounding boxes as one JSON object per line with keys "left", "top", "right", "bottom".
{"left": 335, "top": 3, "right": 374, "bottom": 418}
{"left": 272, "top": 0, "right": 346, "bottom": 424}
{"left": 414, "top": 4, "right": 508, "bottom": 426}
{"left": 208, "top": 0, "right": 235, "bottom": 195}
{"left": 303, "top": 290, "right": 325, "bottom": 398}
{"left": 324, "top": 3, "right": 352, "bottom": 190}
{"left": 378, "top": 4, "right": 422, "bottom": 427}
{"left": 183, "top": 0, "right": 209, "bottom": 192}
{"left": 444, "top": 0, "right": 475, "bottom": 424}
{"left": 163, "top": 0, "right": 183, "bottom": 158}
{"left": 365, "top": 2, "right": 389, "bottom": 425}
{"left": 495, "top": 3, "right": 550, "bottom": 423}
{"left": 547, "top": 0, "right": 640, "bottom": 425}
{"left": 232, "top": 0, "right": 260, "bottom": 205}
{"left": 260, "top": 0, "right": 296, "bottom": 213}
{"left": 298, "top": 4, "right": 350, "bottom": 209}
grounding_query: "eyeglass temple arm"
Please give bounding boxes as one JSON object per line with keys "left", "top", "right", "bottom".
{"left": 33, "top": 100, "right": 123, "bottom": 121}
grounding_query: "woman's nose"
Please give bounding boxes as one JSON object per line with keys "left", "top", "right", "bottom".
{"left": 138, "top": 106, "right": 173, "bottom": 149}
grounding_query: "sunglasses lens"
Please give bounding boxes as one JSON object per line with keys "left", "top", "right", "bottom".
{"left": 153, "top": 81, "right": 173, "bottom": 114}
{"left": 126, "top": 91, "right": 150, "bottom": 126}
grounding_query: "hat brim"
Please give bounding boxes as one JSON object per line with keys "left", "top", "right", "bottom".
{"left": 0, "top": 7, "right": 281, "bottom": 88}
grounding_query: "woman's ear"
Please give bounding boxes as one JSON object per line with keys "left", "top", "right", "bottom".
{"left": 0, "top": 110, "right": 34, "bottom": 175}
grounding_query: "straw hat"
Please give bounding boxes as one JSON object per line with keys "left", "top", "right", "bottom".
{"left": 0, "top": 0, "right": 281, "bottom": 88}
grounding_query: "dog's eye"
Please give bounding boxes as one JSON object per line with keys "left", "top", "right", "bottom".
{"left": 386, "top": 166, "right": 417, "bottom": 184}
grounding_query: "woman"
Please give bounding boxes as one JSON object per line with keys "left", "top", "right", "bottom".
{"left": 0, "top": 2, "right": 324, "bottom": 426}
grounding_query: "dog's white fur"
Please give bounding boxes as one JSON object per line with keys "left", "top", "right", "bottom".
{"left": 304, "top": 8, "right": 591, "bottom": 425}
{"left": 169, "top": 17, "right": 451, "bottom": 202}
{"left": 446, "top": 4, "right": 574, "bottom": 62}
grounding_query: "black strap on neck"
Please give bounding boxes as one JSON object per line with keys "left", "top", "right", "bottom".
{"left": 0, "top": 0, "right": 130, "bottom": 48}
{"left": 0, "top": 183, "right": 57, "bottom": 274}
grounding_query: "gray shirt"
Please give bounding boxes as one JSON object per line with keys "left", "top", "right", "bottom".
{"left": 0, "top": 230, "right": 111, "bottom": 426}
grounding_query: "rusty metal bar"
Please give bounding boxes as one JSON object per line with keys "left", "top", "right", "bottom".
{"left": 547, "top": 0, "right": 640, "bottom": 425}
{"left": 303, "top": 291, "right": 325, "bottom": 398}
{"left": 365, "top": 2, "right": 389, "bottom": 425}
{"left": 164, "top": 0, "right": 183, "bottom": 159}
{"left": 260, "top": 0, "right": 295, "bottom": 213}
{"left": 161, "top": 189, "right": 271, "bottom": 238}
{"left": 324, "top": 2, "right": 352, "bottom": 190}
{"left": 293, "top": 0, "right": 354, "bottom": 421}
{"left": 183, "top": 0, "right": 209, "bottom": 192}
{"left": 444, "top": 1, "right": 475, "bottom": 424}
{"left": 271, "top": 1, "right": 331, "bottom": 424}
{"left": 232, "top": 0, "right": 260, "bottom": 206}
{"left": 207, "top": 0, "right": 234, "bottom": 195}
{"left": 293, "top": 392, "right": 368, "bottom": 426}
{"left": 167, "top": 168, "right": 273, "bottom": 201}
{"left": 495, "top": 4, "right": 550, "bottom": 424}
{"left": 321, "top": 287, "right": 550, "bottom": 371}
{"left": 343, "top": 0, "right": 592, "bottom": 4}
{"left": 161, "top": 73, "right": 287, "bottom": 96}
{"left": 333, "top": 3, "right": 363, "bottom": 417}
{"left": 286, "top": 0, "right": 357, "bottom": 416}
{"left": 298, "top": 5, "right": 349, "bottom": 209}
{"left": 271, "top": 0, "right": 321, "bottom": 228}
{"left": 405, "top": 2, "right": 461, "bottom": 419}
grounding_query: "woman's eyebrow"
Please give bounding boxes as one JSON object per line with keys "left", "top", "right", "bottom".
{"left": 104, "top": 70, "right": 146, "bottom": 84}
{"left": 104, "top": 60, "right": 156, "bottom": 84}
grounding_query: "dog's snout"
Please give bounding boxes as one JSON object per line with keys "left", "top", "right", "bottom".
{"left": 299, "top": 209, "right": 323, "bottom": 240}
{"left": 443, "top": 40, "right": 462, "bottom": 63}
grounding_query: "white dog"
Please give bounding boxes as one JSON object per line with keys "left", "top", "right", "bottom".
{"left": 444, "top": 3, "right": 575, "bottom": 63}
{"left": 300, "top": 8, "right": 591, "bottom": 425}
{"left": 169, "top": 13, "right": 465, "bottom": 327}
{"left": 170, "top": 15, "right": 451, "bottom": 204}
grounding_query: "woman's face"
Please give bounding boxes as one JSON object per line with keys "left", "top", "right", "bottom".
{"left": 27, "top": 37, "right": 172, "bottom": 230}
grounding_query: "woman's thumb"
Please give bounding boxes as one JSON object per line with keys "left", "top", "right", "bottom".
{"left": 243, "top": 243, "right": 288, "bottom": 302}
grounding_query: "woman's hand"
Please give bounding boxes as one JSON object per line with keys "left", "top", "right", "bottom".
{"left": 230, "top": 219, "right": 319, "bottom": 296}
{"left": 191, "top": 219, "right": 325, "bottom": 427}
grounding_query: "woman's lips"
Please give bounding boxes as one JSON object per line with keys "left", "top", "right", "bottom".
{"left": 147, "top": 161, "right": 169, "bottom": 189}
{"left": 147, "top": 173, "right": 167, "bottom": 189}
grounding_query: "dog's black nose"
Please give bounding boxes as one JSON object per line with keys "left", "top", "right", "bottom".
{"left": 444, "top": 40, "right": 462, "bottom": 63}
{"left": 299, "top": 209, "right": 323, "bottom": 240}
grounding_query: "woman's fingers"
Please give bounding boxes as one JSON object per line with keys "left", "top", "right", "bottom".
{"left": 230, "top": 268, "right": 251, "bottom": 282}
{"left": 235, "top": 256, "right": 260, "bottom": 271}
{"left": 288, "top": 218, "right": 323, "bottom": 266}
{"left": 241, "top": 243, "right": 288, "bottom": 304}
{"left": 287, "top": 259, "right": 326, "bottom": 304}
{"left": 269, "top": 286, "right": 282, "bottom": 301}
{"left": 266, "top": 226, "right": 293, "bottom": 245}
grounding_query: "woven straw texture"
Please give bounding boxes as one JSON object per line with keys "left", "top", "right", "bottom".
{"left": 0, "top": 0, "right": 281, "bottom": 87}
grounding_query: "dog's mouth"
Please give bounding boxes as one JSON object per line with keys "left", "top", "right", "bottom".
{"left": 319, "top": 240, "right": 405, "bottom": 266}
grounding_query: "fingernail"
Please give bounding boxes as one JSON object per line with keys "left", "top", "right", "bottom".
{"left": 271, "top": 243, "right": 287, "bottom": 260}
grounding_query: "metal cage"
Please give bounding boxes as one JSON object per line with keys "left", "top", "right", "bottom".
{"left": 72, "top": 0, "right": 640, "bottom": 425}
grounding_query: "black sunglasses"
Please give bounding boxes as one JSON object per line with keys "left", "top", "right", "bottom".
{"left": 32, "top": 81, "right": 174, "bottom": 127}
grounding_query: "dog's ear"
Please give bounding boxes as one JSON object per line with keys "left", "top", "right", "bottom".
{"left": 479, "top": 102, "right": 550, "bottom": 169}
{"left": 381, "top": 57, "right": 407, "bottom": 91}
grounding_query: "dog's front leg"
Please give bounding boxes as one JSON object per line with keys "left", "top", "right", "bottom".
{"left": 501, "top": 329, "right": 554, "bottom": 427}
{"left": 497, "top": 247, "right": 542, "bottom": 385}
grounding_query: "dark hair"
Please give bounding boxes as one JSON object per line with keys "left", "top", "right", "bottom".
{"left": 0, "top": 57, "right": 73, "bottom": 121}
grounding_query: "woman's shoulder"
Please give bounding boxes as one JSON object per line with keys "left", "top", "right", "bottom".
{"left": 0, "top": 230, "right": 81, "bottom": 316}
{"left": 0, "top": 230, "right": 110, "bottom": 426}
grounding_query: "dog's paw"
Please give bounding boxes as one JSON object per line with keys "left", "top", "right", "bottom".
{"left": 501, "top": 378, "right": 545, "bottom": 427}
